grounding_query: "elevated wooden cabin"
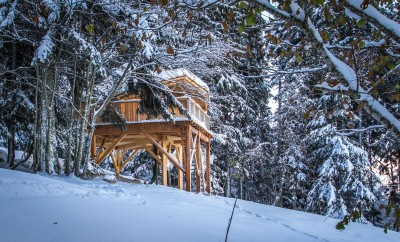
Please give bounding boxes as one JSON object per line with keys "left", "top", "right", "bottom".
{"left": 91, "top": 69, "right": 212, "bottom": 193}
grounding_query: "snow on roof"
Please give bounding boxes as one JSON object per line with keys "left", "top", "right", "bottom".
{"left": 155, "top": 68, "right": 209, "bottom": 92}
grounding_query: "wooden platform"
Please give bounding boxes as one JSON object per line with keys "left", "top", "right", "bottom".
{"left": 92, "top": 69, "right": 212, "bottom": 193}
{"left": 92, "top": 119, "right": 212, "bottom": 194}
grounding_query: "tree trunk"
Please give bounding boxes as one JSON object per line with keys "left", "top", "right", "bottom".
{"left": 239, "top": 176, "right": 243, "bottom": 200}
{"left": 74, "top": 117, "right": 85, "bottom": 176}
{"left": 225, "top": 165, "right": 231, "bottom": 198}
{"left": 65, "top": 56, "right": 78, "bottom": 176}
{"left": 33, "top": 67, "right": 43, "bottom": 172}
{"left": 7, "top": 42, "right": 16, "bottom": 167}
{"left": 45, "top": 66, "right": 58, "bottom": 175}
{"left": 75, "top": 64, "right": 96, "bottom": 176}
{"left": 7, "top": 124, "right": 15, "bottom": 167}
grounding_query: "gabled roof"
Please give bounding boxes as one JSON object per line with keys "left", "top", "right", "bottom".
{"left": 154, "top": 68, "right": 209, "bottom": 92}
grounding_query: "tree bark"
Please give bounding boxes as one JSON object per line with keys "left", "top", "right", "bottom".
{"left": 33, "top": 66, "right": 43, "bottom": 172}
{"left": 45, "top": 67, "right": 57, "bottom": 175}
{"left": 65, "top": 55, "right": 78, "bottom": 176}
{"left": 7, "top": 124, "right": 15, "bottom": 167}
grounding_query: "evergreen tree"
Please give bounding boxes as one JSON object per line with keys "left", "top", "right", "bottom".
{"left": 306, "top": 94, "right": 377, "bottom": 220}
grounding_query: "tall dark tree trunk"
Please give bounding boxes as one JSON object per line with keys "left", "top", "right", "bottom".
{"left": 65, "top": 55, "right": 78, "bottom": 176}
{"left": 45, "top": 67, "right": 57, "bottom": 175}
{"left": 7, "top": 124, "right": 15, "bottom": 167}
{"left": 33, "top": 68, "right": 43, "bottom": 172}
{"left": 7, "top": 42, "right": 17, "bottom": 167}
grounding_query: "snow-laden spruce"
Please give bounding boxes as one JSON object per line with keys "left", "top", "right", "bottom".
{"left": 306, "top": 123, "right": 377, "bottom": 220}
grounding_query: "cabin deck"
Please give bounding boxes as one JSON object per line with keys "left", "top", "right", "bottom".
{"left": 91, "top": 69, "right": 212, "bottom": 193}
{"left": 107, "top": 97, "right": 210, "bottom": 130}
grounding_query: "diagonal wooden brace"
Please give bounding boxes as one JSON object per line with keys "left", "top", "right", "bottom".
{"left": 145, "top": 147, "right": 162, "bottom": 165}
{"left": 95, "top": 133, "right": 127, "bottom": 165}
{"left": 141, "top": 132, "right": 184, "bottom": 172}
{"left": 120, "top": 148, "right": 141, "bottom": 169}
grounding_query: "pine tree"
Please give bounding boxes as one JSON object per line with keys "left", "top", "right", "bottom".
{"left": 306, "top": 94, "right": 377, "bottom": 220}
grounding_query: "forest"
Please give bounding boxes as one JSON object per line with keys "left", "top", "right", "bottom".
{"left": 0, "top": 0, "right": 399, "bottom": 232}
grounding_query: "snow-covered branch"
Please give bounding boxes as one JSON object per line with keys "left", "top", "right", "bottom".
{"left": 257, "top": 0, "right": 400, "bottom": 139}
{"left": 336, "top": 125, "right": 386, "bottom": 136}
{"left": 346, "top": 0, "right": 400, "bottom": 41}
{"left": 243, "top": 65, "right": 327, "bottom": 78}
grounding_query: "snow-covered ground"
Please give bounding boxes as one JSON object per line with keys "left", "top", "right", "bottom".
{"left": 0, "top": 168, "right": 397, "bottom": 242}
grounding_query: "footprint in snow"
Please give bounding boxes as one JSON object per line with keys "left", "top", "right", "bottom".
{"left": 282, "top": 224, "right": 297, "bottom": 232}
{"left": 243, "top": 209, "right": 253, "bottom": 215}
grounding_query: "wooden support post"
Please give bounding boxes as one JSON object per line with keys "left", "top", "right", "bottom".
{"left": 121, "top": 149, "right": 127, "bottom": 163}
{"left": 110, "top": 151, "right": 119, "bottom": 175}
{"left": 206, "top": 141, "right": 211, "bottom": 194}
{"left": 161, "top": 136, "right": 168, "bottom": 186}
{"left": 185, "top": 126, "right": 191, "bottom": 192}
{"left": 116, "top": 149, "right": 121, "bottom": 168}
{"left": 115, "top": 149, "right": 126, "bottom": 175}
{"left": 195, "top": 132, "right": 201, "bottom": 193}
{"left": 96, "top": 133, "right": 127, "bottom": 165}
{"left": 141, "top": 133, "right": 184, "bottom": 171}
{"left": 145, "top": 147, "right": 162, "bottom": 165}
{"left": 91, "top": 135, "right": 97, "bottom": 159}
{"left": 198, "top": 138, "right": 205, "bottom": 193}
{"left": 177, "top": 146, "right": 183, "bottom": 190}
{"left": 97, "top": 137, "right": 106, "bottom": 157}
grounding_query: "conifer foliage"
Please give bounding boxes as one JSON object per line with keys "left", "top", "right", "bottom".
{"left": 0, "top": 0, "right": 399, "bottom": 232}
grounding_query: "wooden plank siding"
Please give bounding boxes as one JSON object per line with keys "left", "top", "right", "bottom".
{"left": 100, "top": 97, "right": 210, "bottom": 130}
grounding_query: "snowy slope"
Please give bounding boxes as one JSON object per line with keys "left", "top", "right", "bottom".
{"left": 0, "top": 169, "right": 397, "bottom": 242}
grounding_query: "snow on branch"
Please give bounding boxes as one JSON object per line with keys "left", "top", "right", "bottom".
{"left": 256, "top": 0, "right": 291, "bottom": 18}
{"left": 243, "top": 65, "right": 327, "bottom": 78}
{"left": 256, "top": 1, "right": 400, "bottom": 138}
{"left": 289, "top": 1, "right": 305, "bottom": 22}
{"left": 346, "top": 0, "right": 400, "bottom": 39}
{"left": 336, "top": 125, "right": 386, "bottom": 136}
{"left": 69, "top": 30, "right": 102, "bottom": 66}
{"left": 344, "top": 7, "right": 361, "bottom": 20}
{"left": 0, "top": 1, "right": 16, "bottom": 31}
{"left": 307, "top": 19, "right": 400, "bottom": 137}
{"left": 315, "top": 82, "right": 350, "bottom": 92}
{"left": 31, "top": 31, "right": 55, "bottom": 65}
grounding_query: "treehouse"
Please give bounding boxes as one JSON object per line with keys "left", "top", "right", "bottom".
{"left": 91, "top": 69, "right": 212, "bottom": 193}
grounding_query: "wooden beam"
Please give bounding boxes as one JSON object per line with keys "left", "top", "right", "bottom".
{"left": 116, "top": 141, "right": 149, "bottom": 150}
{"left": 96, "top": 137, "right": 106, "bottom": 157}
{"left": 120, "top": 148, "right": 141, "bottom": 169}
{"left": 190, "top": 133, "right": 197, "bottom": 168}
{"left": 116, "top": 149, "right": 122, "bottom": 168}
{"left": 96, "top": 133, "right": 127, "bottom": 165}
{"left": 145, "top": 147, "right": 162, "bottom": 165}
{"left": 141, "top": 133, "right": 184, "bottom": 172}
{"left": 161, "top": 136, "right": 168, "bottom": 186}
{"left": 177, "top": 146, "right": 183, "bottom": 190}
{"left": 91, "top": 135, "right": 97, "bottom": 159}
{"left": 198, "top": 136, "right": 205, "bottom": 193}
{"left": 185, "top": 125, "right": 191, "bottom": 192}
{"left": 206, "top": 141, "right": 211, "bottom": 194}
{"left": 110, "top": 151, "right": 120, "bottom": 175}
{"left": 195, "top": 132, "right": 201, "bottom": 193}
{"left": 120, "top": 149, "right": 128, "bottom": 166}
{"left": 199, "top": 132, "right": 210, "bottom": 143}
{"left": 94, "top": 122, "right": 185, "bottom": 136}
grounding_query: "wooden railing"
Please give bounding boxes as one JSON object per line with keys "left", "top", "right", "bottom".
{"left": 109, "top": 98, "right": 210, "bottom": 130}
